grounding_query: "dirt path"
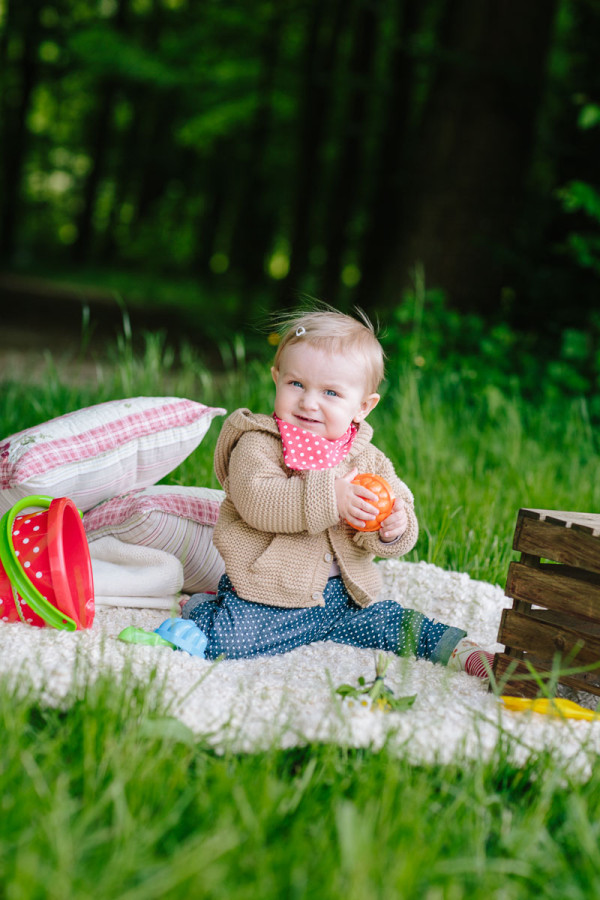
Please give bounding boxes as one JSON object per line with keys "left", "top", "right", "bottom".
{"left": 0, "top": 271, "right": 207, "bottom": 384}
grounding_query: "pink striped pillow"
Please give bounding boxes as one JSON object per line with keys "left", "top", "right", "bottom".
{"left": 0, "top": 397, "right": 225, "bottom": 515}
{"left": 83, "top": 485, "right": 226, "bottom": 594}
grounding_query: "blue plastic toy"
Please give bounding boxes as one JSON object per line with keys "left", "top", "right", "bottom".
{"left": 154, "top": 617, "right": 208, "bottom": 658}
{"left": 118, "top": 618, "right": 207, "bottom": 658}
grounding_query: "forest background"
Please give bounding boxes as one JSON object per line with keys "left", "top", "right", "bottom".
{"left": 1, "top": 0, "right": 600, "bottom": 399}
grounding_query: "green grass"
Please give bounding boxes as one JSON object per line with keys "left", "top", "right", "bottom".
{"left": 2, "top": 332, "right": 600, "bottom": 898}
{"left": 2, "top": 677, "right": 600, "bottom": 899}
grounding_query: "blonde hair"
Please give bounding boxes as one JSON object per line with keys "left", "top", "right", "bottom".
{"left": 272, "top": 306, "right": 385, "bottom": 394}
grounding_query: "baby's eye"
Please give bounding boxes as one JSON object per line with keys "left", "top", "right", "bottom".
{"left": 290, "top": 380, "right": 303, "bottom": 388}
{"left": 324, "top": 389, "right": 338, "bottom": 397}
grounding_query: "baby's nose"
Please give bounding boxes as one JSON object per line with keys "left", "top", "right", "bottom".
{"left": 300, "top": 391, "right": 319, "bottom": 409}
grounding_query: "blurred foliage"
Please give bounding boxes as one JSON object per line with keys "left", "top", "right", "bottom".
{"left": 380, "top": 265, "right": 600, "bottom": 420}
{"left": 556, "top": 104, "right": 600, "bottom": 279}
{"left": 0, "top": 0, "right": 599, "bottom": 344}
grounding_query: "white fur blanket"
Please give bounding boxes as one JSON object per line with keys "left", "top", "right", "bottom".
{"left": 2, "top": 560, "right": 600, "bottom": 775}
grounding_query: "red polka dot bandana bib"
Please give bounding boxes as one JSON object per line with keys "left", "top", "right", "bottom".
{"left": 274, "top": 414, "right": 358, "bottom": 470}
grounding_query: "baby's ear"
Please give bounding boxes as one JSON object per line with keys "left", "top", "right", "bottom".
{"left": 271, "top": 366, "right": 279, "bottom": 385}
{"left": 354, "top": 393, "right": 380, "bottom": 423}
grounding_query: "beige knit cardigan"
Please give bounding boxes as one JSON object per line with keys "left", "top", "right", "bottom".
{"left": 213, "top": 409, "right": 418, "bottom": 609}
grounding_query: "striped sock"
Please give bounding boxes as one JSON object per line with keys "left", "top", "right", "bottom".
{"left": 464, "top": 648, "right": 494, "bottom": 678}
{"left": 447, "top": 638, "right": 494, "bottom": 679}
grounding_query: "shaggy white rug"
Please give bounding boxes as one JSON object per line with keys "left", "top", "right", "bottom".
{"left": 2, "top": 560, "right": 600, "bottom": 774}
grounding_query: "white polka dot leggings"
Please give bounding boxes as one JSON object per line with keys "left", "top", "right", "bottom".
{"left": 186, "top": 574, "right": 466, "bottom": 663}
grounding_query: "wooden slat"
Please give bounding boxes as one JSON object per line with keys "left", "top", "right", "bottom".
{"left": 506, "top": 561, "right": 600, "bottom": 621}
{"left": 527, "top": 607, "right": 600, "bottom": 637}
{"left": 535, "top": 562, "right": 600, "bottom": 587}
{"left": 493, "top": 653, "right": 551, "bottom": 699}
{"left": 492, "top": 652, "right": 600, "bottom": 698}
{"left": 513, "top": 513, "right": 600, "bottom": 573}
{"left": 519, "top": 508, "right": 600, "bottom": 535}
{"left": 497, "top": 608, "right": 600, "bottom": 666}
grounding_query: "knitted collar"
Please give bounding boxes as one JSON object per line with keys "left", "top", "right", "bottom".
{"left": 273, "top": 414, "right": 358, "bottom": 470}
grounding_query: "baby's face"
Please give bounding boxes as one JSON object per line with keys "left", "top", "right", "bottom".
{"left": 271, "top": 342, "right": 379, "bottom": 440}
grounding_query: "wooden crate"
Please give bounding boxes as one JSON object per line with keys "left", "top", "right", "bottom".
{"left": 493, "top": 508, "right": 600, "bottom": 698}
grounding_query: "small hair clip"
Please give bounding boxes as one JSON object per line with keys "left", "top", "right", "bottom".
{"left": 295, "top": 326, "right": 306, "bottom": 337}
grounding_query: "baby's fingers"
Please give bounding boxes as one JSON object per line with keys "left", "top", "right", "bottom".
{"left": 351, "top": 483, "right": 379, "bottom": 503}
{"left": 349, "top": 492, "right": 380, "bottom": 523}
{"left": 347, "top": 501, "right": 379, "bottom": 525}
{"left": 350, "top": 484, "right": 379, "bottom": 517}
{"left": 379, "top": 503, "right": 408, "bottom": 542}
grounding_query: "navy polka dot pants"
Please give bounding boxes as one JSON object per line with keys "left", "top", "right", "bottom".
{"left": 186, "top": 574, "right": 466, "bottom": 663}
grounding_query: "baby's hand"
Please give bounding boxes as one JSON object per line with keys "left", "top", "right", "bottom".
{"left": 335, "top": 467, "right": 379, "bottom": 528}
{"left": 379, "top": 498, "right": 408, "bottom": 543}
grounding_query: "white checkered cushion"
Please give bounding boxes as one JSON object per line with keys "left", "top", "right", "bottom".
{"left": 0, "top": 397, "right": 225, "bottom": 515}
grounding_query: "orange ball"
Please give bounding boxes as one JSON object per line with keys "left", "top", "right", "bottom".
{"left": 347, "top": 473, "right": 395, "bottom": 532}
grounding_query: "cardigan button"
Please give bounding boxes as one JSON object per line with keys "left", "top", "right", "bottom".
{"left": 311, "top": 592, "right": 321, "bottom": 601}
{"left": 324, "top": 552, "right": 332, "bottom": 562}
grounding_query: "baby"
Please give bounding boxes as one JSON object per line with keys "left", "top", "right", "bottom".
{"left": 182, "top": 307, "right": 492, "bottom": 678}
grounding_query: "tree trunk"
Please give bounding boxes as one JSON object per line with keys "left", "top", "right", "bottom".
{"left": 193, "top": 138, "right": 229, "bottom": 274}
{"left": 72, "top": 0, "right": 129, "bottom": 264}
{"left": 0, "top": 0, "right": 43, "bottom": 262}
{"left": 383, "top": 0, "right": 558, "bottom": 313}
{"left": 100, "top": 87, "right": 143, "bottom": 263}
{"left": 357, "top": 0, "right": 421, "bottom": 310}
{"left": 281, "top": 0, "right": 351, "bottom": 303}
{"left": 228, "top": 8, "right": 282, "bottom": 288}
{"left": 101, "top": 0, "right": 164, "bottom": 263}
{"left": 71, "top": 81, "right": 118, "bottom": 263}
{"left": 320, "top": 0, "right": 380, "bottom": 305}
{"left": 131, "top": 92, "right": 179, "bottom": 230}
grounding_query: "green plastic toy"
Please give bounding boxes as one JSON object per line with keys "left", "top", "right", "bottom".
{"left": 118, "top": 626, "right": 176, "bottom": 649}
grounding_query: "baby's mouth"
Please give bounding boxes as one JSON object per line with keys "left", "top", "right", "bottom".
{"left": 296, "top": 414, "right": 322, "bottom": 425}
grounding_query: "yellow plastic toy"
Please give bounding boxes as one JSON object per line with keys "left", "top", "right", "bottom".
{"left": 501, "top": 696, "right": 599, "bottom": 721}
